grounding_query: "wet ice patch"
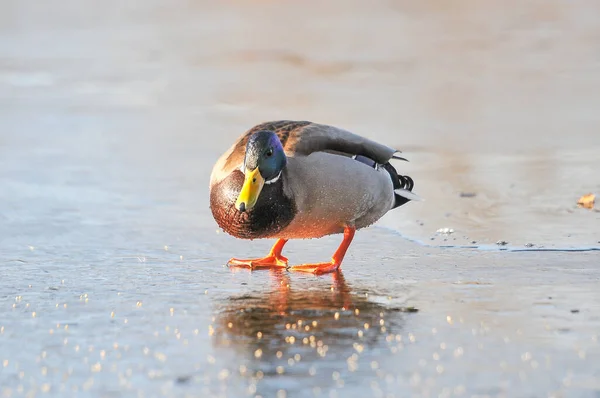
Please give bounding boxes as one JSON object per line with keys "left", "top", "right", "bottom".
{"left": 1, "top": 72, "right": 54, "bottom": 87}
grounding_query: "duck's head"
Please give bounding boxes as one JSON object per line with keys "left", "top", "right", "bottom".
{"left": 235, "top": 130, "right": 287, "bottom": 212}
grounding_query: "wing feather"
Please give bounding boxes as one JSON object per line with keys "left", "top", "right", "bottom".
{"left": 287, "top": 123, "right": 398, "bottom": 164}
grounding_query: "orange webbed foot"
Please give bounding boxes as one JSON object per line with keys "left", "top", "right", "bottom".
{"left": 290, "top": 226, "right": 355, "bottom": 276}
{"left": 291, "top": 261, "right": 341, "bottom": 275}
{"left": 228, "top": 255, "right": 288, "bottom": 270}
{"left": 227, "top": 238, "right": 289, "bottom": 270}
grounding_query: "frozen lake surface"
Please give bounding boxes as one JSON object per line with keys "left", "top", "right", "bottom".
{"left": 1, "top": 0, "right": 600, "bottom": 396}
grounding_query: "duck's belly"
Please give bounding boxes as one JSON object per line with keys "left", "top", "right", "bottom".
{"left": 275, "top": 217, "right": 345, "bottom": 240}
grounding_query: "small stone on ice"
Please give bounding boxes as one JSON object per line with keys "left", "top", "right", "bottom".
{"left": 496, "top": 240, "right": 508, "bottom": 246}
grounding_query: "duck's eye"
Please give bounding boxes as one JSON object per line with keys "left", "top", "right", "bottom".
{"left": 266, "top": 149, "right": 273, "bottom": 157}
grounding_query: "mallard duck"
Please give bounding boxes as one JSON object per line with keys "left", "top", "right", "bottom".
{"left": 209, "top": 120, "right": 418, "bottom": 275}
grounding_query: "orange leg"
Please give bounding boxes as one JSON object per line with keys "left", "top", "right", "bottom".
{"left": 228, "top": 239, "right": 289, "bottom": 270}
{"left": 291, "top": 226, "right": 356, "bottom": 275}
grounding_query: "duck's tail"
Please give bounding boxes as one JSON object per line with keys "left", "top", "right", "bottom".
{"left": 380, "top": 162, "right": 419, "bottom": 209}
{"left": 353, "top": 154, "right": 420, "bottom": 209}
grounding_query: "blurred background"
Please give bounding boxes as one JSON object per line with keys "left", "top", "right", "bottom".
{"left": 1, "top": 1, "right": 600, "bottom": 397}
{"left": 1, "top": 0, "right": 598, "bottom": 249}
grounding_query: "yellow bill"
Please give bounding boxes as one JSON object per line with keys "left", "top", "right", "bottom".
{"left": 235, "top": 168, "right": 265, "bottom": 212}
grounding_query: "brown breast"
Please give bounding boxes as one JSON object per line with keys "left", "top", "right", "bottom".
{"left": 209, "top": 170, "right": 296, "bottom": 240}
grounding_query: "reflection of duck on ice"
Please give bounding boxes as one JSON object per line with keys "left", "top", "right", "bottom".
{"left": 211, "top": 271, "right": 415, "bottom": 389}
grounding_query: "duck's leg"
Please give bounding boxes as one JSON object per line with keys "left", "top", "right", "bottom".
{"left": 228, "top": 239, "right": 289, "bottom": 269}
{"left": 292, "top": 226, "right": 356, "bottom": 275}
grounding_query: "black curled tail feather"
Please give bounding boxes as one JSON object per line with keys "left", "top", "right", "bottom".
{"left": 397, "top": 174, "right": 414, "bottom": 191}
{"left": 380, "top": 163, "right": 415, "bottom": 209}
